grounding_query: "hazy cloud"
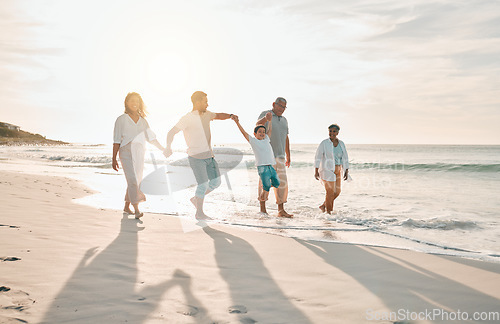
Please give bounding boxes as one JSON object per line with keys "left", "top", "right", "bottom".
{"left": 1, "top": 0, "right": 499, "bottom": 144}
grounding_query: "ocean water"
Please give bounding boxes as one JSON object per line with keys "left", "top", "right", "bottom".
{"left": 1, "top": 143, "right": 499, "bottom": 262}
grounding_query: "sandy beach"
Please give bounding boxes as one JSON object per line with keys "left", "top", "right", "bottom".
{"left": 1, "top": 170, "right": 499, "bottom": 323}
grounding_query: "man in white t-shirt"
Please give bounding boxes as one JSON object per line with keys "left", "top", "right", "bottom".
{"left": 164, "top": 91, "right": 237, "bottom": 220}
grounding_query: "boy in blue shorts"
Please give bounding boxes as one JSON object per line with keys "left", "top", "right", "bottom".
{"left": 231, "top": 113, "right": 280, "bottom": 204}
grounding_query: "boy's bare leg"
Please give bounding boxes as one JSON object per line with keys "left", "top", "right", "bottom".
{"left": 319, "top": 204, "right": 326, "bottom": 213}
{"left": 258, "top": 181, "right": 269, "bottom": 214}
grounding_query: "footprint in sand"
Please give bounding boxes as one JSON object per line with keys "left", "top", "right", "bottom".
{"left": 228, "top": 305, "right": 248, "bottom": 314}
{"left": 240, "top": 317, "right": 257, "bottom": 324}
{"left": 0, "top": 316, "right": 28, "bottom": 323}
{"left": 0, "top": 257, "right": 21, "bottom": 262}
{"left": 0, "top": 225, "right": 20, "bottom": 229}
{"left": 228, "top": 305, "right": 257, "bottom": 324}
{"left": 177, "top": 305, "right": 199, "bottom": 316}
{"left": 0, "top": 288, "right": 34, "bottom": 319}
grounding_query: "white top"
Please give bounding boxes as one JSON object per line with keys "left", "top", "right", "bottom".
{"left": 314, "top": 138, "right": 350, "bottom": 181}
{"left": 113, "top": 114, "right": 156, "bottom": 147}
{"left": 174, "top": 110, "right": 217, "bottom": 159}
{"left": 249, "top": 135, "right": 276, "bottom": 166}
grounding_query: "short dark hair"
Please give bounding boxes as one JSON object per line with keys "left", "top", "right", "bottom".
{"left": 191, "top": 91, "right": 207, "bottom": 104}
{"left": 328, "top": 124, "right": 340, "bottom": 131}
{"left": 254, "top": 125, "right": 266, "bottom": 133}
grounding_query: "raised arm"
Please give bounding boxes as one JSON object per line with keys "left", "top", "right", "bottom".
{"left": 214, "top": 113, "right": 234, "bottom": 120}
{"left": 264, "top": 112, "right": 273, "bottom": 137}
{"left": 256, "top": 114, "right": 268, "bottom": 125}
{"left": 231, "top": 115, "right": 249, "bottom": 142}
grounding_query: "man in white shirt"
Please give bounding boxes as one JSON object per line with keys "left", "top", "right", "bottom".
{"left": 165, "top": 91, "right": 236, "bottom": 220}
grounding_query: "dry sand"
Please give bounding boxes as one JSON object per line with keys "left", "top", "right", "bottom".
{"left": 1, "top": 170, "right": 499, "bottom": 323}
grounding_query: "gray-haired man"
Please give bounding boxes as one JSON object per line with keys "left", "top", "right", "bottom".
{"left": 256, "top": 97, "right": 293, "bottom": 218}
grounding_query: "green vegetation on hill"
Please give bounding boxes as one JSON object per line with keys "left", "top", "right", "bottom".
{"left": 0, "top": 123, "right": 67, "bottom": 145}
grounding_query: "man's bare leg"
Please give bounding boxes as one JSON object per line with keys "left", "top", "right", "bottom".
{"left": 260, "top": 201, "right": 268, "bottom": 214}
{"left": 278, "top": 203, "right": 293, "bottom": 218}
{"left": 190, "top": 196, "right": 212, "bottom": 220}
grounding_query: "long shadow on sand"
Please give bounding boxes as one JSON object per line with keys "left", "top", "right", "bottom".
{"left": 295, "top": 239, "right": 500, "bottom": 323}
{"left": 39, "top": 215, "right": 213, "bottom": 323}
{"left": 203, "top": 226, "right": 312, "bottom": 324}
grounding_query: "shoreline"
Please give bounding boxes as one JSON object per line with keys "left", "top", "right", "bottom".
{"left": 1, "top": 146, "right": 499, "bottom": 262}
{"left": 1, "top": 170, "right": 500, "bottom": 323}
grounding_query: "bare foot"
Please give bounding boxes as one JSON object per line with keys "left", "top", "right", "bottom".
{"left": 278, "top": 210, "right": 293, "bottom": 218}
{"left": 319, "top": 204, "right": 326, "bottom": 213}
{"left": 258, "top": 212, "right": 269, "bottom": 219}
{"left": 124, "top": 208, "right": 134, "bottom": 215}
{"left": 195, "top": 212, "right": 212, "bottom": 220}
{"left": 135, "top": 212, "right": 143, "bottom": 219}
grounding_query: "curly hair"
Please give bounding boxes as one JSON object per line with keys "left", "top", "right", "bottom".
{"left": 124, "top": 92, "right": 148, "bottom": 117}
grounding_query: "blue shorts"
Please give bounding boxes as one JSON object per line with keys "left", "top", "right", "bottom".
{"left": 257, "top": 165, "right": 280, "bottom": 192}
{"left": 188, "top": 156, "right": 221, "bottom": 198}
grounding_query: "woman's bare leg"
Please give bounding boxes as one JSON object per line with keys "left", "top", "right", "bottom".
{"left": 331, "top": 166, "right": 342, "bottom": 210}
{"left": 132, "top": 203, "right": 143, "bottom": 218}
{"left": 124, "top": 202, "right": 133, "bottom": 214}
{"left": 324, "top": 181, "right": 335, "bottom": 214}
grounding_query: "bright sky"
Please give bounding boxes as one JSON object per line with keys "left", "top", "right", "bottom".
{"left": 1, "top": 0, "right": 499, "bottom": 145}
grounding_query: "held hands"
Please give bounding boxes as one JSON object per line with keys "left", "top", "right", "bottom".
{"left": 314, "top": 170, "right": 320, "bottom": 180}
{"left": 230, "top": 114, "right": 239, "bottom": 122}
{"left": 344, "top": 169, "right": 349, "bottom": 181}
{"left": 265, "top": 112, "right": 272, "bottom": 121}
{"left": 163, "top": 147, "right": 173, "bottom": 158}
{"left": 286, "top": 156, "right": 291, "bottom": 168}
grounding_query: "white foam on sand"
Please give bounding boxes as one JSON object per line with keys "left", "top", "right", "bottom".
{"left": 1, "top": 145, "right": 499, "bottom": 263}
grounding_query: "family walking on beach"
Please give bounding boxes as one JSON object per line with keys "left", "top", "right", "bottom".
{"left": 112, "top": 91, "right": 349, "bottom": 220}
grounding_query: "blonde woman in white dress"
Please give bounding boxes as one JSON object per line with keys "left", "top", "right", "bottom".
{"left": 112, "top": 92, "right": 166, "bottom": 218}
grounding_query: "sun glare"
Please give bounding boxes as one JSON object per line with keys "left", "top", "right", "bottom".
{"left": 145, "top": 52, "right": 191, "bottom": 95}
